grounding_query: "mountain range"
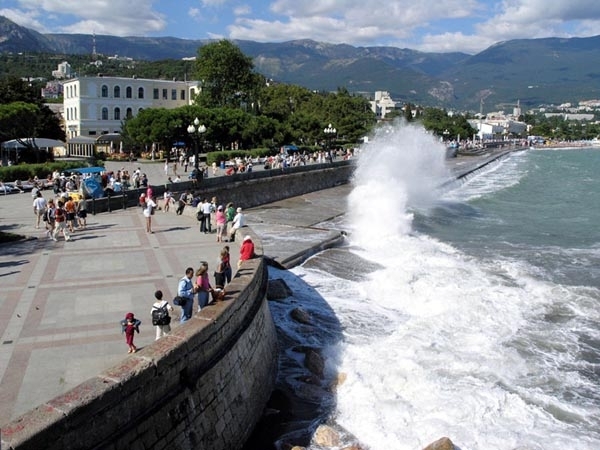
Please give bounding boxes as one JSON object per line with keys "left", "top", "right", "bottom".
{"left": 1, "top": 15, "right": 599, "bottom": 112}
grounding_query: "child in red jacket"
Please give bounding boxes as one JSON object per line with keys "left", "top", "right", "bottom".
{"left": 120, "top": 312, "right": 141, "bottom": 353}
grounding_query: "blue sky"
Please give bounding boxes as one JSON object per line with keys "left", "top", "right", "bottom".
{"left": 1, "top": 0, "right": 600, "bottom": 54}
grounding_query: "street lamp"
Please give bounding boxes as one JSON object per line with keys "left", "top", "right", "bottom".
{"left": 324, "top": 123, "right": 336, "bottom": 161}
{"left": 187, "top": 117, "right": 206, "bottom": 184}
{"left": 443, "top": 129, "right": 450, "bottom": 141}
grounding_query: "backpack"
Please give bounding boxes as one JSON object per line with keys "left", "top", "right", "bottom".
{"left": 196, "top": 209, "right": 203, "bottom": 221}
{"left": 152, "top": 303, "right": 171, "bottom": 326}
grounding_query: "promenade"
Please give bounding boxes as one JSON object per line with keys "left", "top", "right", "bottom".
{"left": 0, "top": 151, "right": 506, "bottom": 427}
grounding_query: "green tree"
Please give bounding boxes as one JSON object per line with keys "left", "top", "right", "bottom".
{"left": 195, "top": 40, "right": 260, "bottom": 109}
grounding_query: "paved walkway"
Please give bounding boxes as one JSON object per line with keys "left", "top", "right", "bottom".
{"left": 0, "top": 180, "right": 241, "bottom": 425}
{"left": 0, "top": 151, "right": 505, "bottom": 426}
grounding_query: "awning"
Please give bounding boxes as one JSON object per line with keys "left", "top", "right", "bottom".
{"left": 2, "top": 138, "right": 66, "bottom": 149}
{"left": 70, "top": 166, "right": 106, "bottom": 174}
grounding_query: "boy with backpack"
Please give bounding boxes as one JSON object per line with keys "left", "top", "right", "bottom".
{"left": 151, "top": 290, "right": 173, "bottom": 340}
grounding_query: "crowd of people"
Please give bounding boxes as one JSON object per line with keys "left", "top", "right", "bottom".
{"left": 32, "top": 190, "right": 88, "bottom": 242}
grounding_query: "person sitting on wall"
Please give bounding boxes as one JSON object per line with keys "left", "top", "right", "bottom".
{"left": 237, "top": 235, "right": 255, "bottom": 269}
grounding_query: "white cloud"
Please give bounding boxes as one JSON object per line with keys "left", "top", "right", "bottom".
{"left": 0, "top": 8, "right": 49, "bottom": 33}
{"left": 233, "top": 5, "right": 251, "bottom": 16}
{"left": 12, "top": 0, "right": 167, "bottom": 36}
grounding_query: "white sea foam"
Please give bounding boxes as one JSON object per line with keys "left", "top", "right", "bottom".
{"left": 291, "top": 125, "right": 600, "bottom": 450}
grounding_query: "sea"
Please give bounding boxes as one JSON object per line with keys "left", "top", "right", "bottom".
{"left": 265, "top": 123, "right": 600, "bottom": 450}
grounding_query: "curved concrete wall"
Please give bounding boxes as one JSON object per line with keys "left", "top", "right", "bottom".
{"left": 86, "top": 160, "right": 355, "bottom": 214}
{"left": 1, "top": 250, "right": 277, "bottom": 450}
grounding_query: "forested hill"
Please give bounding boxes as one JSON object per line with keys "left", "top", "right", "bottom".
{"left": 1, "top": 15, "right": 599, "bottom": 111}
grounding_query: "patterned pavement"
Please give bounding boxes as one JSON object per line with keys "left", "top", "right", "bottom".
{"left": 0, "top": 169, "right": 240, "bottom": 425}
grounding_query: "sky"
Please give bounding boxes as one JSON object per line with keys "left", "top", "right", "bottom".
{"left": 1, "top": 0, "right": 600, "bottom": 54}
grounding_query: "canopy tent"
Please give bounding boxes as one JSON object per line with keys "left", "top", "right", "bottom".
{"left": 1, "top": 138, "right": 66, "bottom": 164}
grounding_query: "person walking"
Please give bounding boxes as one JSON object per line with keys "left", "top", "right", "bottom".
{"left": 225, "top": 203, "right": 235, "bottom": 240}
{"left": 215, "top": 205, "right": 226, "bottom": 242}
{"left": 76, "top": 197, "right": 87, "bottom": 229}
{"left": 44, "top": 198, "right": 56, "bottom": 238}
{"left": 53, "top": 200, "right": 71, "bottom": 241}
{"left": 32, "top": 191, "right": 47, "bottom": 229}
{"left": 143, "top": 195, "right": 157, "bottom": 233}
{"left": 163, "top": 189, "right": 173, "bottom": 213}
{"left": 195, "top": 262, "right": 214, "bottom": 310}
{"left": 64, "top": 196, "right": 77, "bottom": 233}
{"left": 177, "top": 267, "right": 196, "bottom": 323}
{"left": 200, "top": 198, "right": 212, "bottom": 233}
{"left": 151, "top": 290, "right": 173, "bottom": 340}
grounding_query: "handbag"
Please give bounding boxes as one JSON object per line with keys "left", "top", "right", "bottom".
{"left": 173, "top": 296, "right": 187, "bottom": 306}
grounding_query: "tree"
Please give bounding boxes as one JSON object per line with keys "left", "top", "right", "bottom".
{"left": 0, "top": 77, "right": 65, "bottom": 162}
{"left": 195, "top": 40, "right": 260, "bottom": 109}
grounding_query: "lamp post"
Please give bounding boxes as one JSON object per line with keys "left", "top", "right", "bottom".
{"left": 324, "top": 123, "right": 336, "bottom": 162}
{"left": 187, "top": 117, "right": 206, "bottom": 184}
{"left": 443, "top": 129, "right": 450, "bottom": 141}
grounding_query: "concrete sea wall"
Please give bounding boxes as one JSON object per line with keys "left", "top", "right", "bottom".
{"left": 87, "top": 160, "right": 354, "bottom": 214}
{"left": 1, "top": 248, "right": 277, "bottom": 450}
{"left": 1, "top": 162, "right": 355, "bottom": 450}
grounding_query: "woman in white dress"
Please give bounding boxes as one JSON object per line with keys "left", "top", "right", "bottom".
{"left": 143, "top": 195, "right": 157, "bottom": 233}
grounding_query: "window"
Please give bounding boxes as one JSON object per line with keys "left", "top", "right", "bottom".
{"left": 114, "top": 107, "right": 121, "bottom": 120}
{"left": 138, "top": 87, "right": 144, "bottom": 99}
{"left": 153, "top": 88, "right": 159, "bottom": 100}
{"left": 126, "top": 86, "right": 132, "bottom": 98}
{"left": 126, "top": 107, "right": 133, "bottom": 118}
{"left": 180, "top": 90, "right": 186, "bottom": 100}
{"left": 162, "top": 89, "right": 167, "bottom": 100}
{"left": 114, "top": 86, "right": 120, "bottom": 98}
{"left": 171, "top": 89, "right": 177, "bottom": 100}
{"left": 102, "top": 107, "right": 108, "bottom": 120}
{"left": 101, "top": 85, "right": 108, "bottom": 98}
{"left": 88, "top": 130, "right": 97, "bottom": 136}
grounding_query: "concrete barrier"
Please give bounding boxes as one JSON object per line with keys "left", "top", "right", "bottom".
{"left": 1, "top": 249, "right": 277, "bottom": 450}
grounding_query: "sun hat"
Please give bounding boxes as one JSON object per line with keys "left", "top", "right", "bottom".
{"left": 243, "top": 235, "right": 252, "bottom": 242}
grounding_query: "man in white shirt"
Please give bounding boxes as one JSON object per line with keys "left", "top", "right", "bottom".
{"left": 32, "top": 191, "right": 47, "bottom": 229}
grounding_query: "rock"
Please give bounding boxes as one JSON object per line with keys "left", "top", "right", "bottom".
{"left": 304, "top": 348, "right": 324, "bottom": 378}
{"left": 330, "top": 372, "right": 347, "bottom": 390}
{"left": 422, "top": 437, "right": 455, "bottom": 450}
{"left": 313, "top": 425, "right": 340, "bottom": 447}
{"left": 291, "top": 307, "right": 311, "bottom": 324}
{"left": 267, "top": 278, "right": 293, "bottom": 300}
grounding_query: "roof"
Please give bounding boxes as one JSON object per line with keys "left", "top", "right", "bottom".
{"left": 96, "top": 133, "right": 122, "bottom": 144}
{"left": 2, "top": 138, "right": 65, "bottom": 149}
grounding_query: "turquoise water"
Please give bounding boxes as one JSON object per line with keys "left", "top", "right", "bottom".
{"left": 289, "top": 131, "right": 600, "bottom": 450}
{"left": 421, "top": 148, "right": 600, "bottom": 287}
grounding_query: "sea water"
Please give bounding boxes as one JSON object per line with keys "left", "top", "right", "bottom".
{"left": 276, "top": 124, "right": 600, "bottom": 450}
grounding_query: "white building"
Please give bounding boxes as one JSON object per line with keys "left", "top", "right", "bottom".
{"left": 370, "top": 91, "right": 399, "bottom": 120}
{"left": 52, "top": 61, "right": 72, "bottom": 79}
{"left": 63, "top": 76, "right": 201, "bottom": 140}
